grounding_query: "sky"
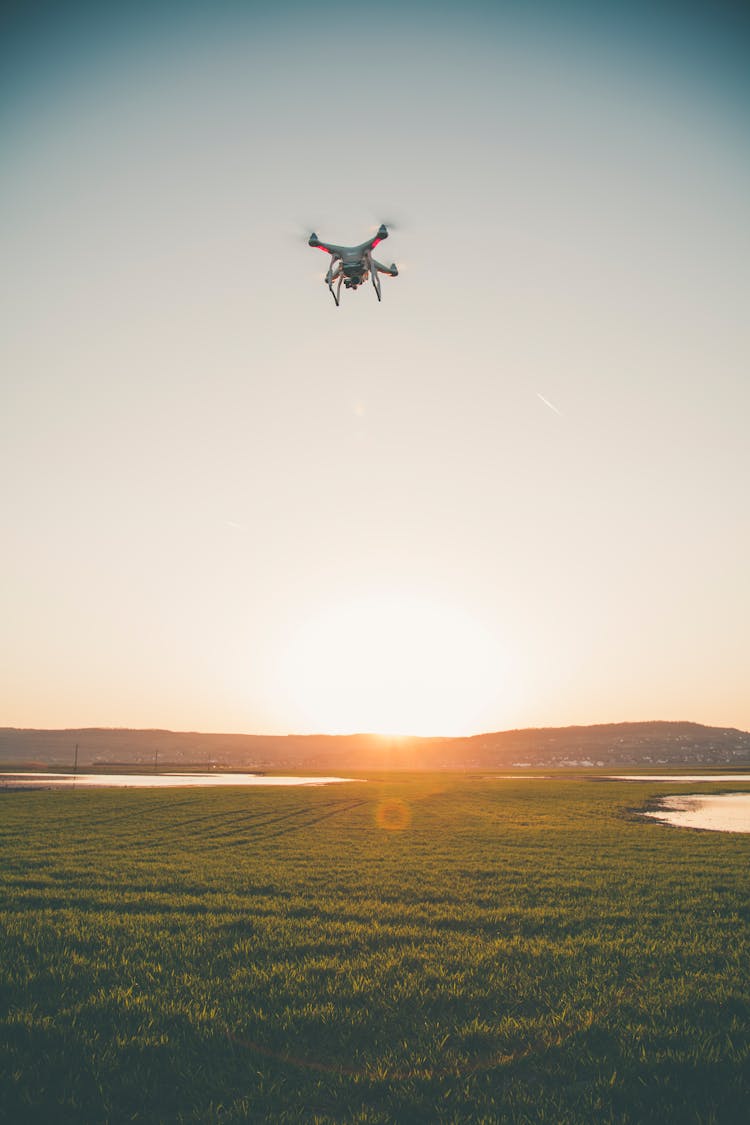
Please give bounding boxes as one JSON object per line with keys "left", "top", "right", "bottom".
{"left": 2, "top": 0, "right": 749, "bottom": 736}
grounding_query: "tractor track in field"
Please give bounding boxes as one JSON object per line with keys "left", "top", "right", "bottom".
{"left": 207, "top": 799, "right": 372, "bottom": 846}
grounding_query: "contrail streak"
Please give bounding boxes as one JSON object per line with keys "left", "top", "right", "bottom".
{"left": 536, "top": 392, "right": 562, "bottom": 416}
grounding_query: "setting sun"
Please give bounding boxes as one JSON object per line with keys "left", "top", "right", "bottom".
{"left": 280, "top": 591, "right": 512, "bottom": 736}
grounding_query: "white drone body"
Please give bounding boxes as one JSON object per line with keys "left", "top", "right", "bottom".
{"left": 308, "top": 224, "right": 398, "bottom": 306}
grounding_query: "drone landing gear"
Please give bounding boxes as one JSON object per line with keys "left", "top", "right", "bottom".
{"left": 325, "top": 260, "right": 343, "bottom": 306}
{"left": 370, "top": 262, "right": 382, "bottom": 302}
{"left": 328, "top": 276, "right": 342, "bottom": 306}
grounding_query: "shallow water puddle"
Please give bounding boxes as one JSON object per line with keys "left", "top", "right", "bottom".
{"left": 613, "top": 774, "right": 750, "bottom": 782}
{"left": 642, "top": 793, "right": 750, "bottom": 833}
{"left": 0, "top": 772, "right": 355, "bottom": 789}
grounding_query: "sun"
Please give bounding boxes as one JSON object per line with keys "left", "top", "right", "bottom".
{"left": 280, "top": 591, "right": 511, "bottom": 736}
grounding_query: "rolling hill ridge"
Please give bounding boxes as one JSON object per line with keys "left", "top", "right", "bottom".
{"left": 1, "top": 721, "right": 749, "bottom": 771}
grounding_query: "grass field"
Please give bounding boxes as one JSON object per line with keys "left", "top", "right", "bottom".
{"left": 1, "top": 774, "right": 749, "bottom": 1123}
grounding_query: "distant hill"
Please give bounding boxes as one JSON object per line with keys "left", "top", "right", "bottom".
{"left": 1, "top": 721, "right": 749, "bottom": 770}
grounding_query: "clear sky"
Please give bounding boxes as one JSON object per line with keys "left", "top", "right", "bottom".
{"left": 2, "top": 1, "right": 749, "bottom": 736}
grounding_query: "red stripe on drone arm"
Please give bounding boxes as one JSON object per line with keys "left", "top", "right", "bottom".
{"left": 371, "top": 237, "right": 382, "bottom": 248}
{"left": 315, "top": 244, "right": 332, "bottom": 253}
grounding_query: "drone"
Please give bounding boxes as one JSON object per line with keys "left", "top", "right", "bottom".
{"left": 308, "top": 224, "right": 398, "bottom": 306}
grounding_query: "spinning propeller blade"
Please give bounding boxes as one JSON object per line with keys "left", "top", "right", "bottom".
{"left": 369, "top": 210, "right": 409, "bottom": 233}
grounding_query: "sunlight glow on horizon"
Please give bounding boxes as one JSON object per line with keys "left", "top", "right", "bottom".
{"left": 278, "top": 592, "right": 516, "bottom": 737}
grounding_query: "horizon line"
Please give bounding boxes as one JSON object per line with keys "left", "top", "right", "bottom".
{"left": 2, "top": 718, "right": 748, "bottom": 738}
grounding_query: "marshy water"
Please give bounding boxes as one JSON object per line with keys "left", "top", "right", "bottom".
{"left": 641, "top": 793, "right": 750, "bottom": 834}
{"left": 614, "top": 774, "right": 750, "bottom": 783}
{"left": 0, "top": 772, "right": 354, "bottom": 789}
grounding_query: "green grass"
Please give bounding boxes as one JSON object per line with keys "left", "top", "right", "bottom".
{"left": 1, "top": 775, "right": 749, "bottom": 1123}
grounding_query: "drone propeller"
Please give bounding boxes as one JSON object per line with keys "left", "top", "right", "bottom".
{"left": 288, "top": 220, "right": 325, "bottom": 244}
{"left": 369, "top": 210, "right": 409, "bottom": 233}
{"left": 368, "top": 221, "right": 398, "bottom": 238}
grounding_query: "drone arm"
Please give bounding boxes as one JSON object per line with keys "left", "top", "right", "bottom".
{"left": 372, "top": 258, "right": 398, "bottom": 277}
{"left": 366, "top": 224, "right": 389, "bottom": 252}
{"left": 309, "top": 233, "right": 335, "bottom": 255}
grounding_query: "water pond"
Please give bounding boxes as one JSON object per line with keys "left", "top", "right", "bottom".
{"left": 614, "top": 774, "right": 750, "bottom": 782}
{"left": 0, "top": 772, "right": 355, "bottom": 789}
{"left": 641, "top": 793, "right": 750, "bottom": 834}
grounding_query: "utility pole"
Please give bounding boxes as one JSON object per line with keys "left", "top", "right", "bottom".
{"left": 74, "top": 742, "right": 79, "bottom": 775}
{"left": 154, "top": 747, "right": 159, "bottom": 773}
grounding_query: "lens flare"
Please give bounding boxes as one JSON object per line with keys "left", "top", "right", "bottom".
{"left": 375, "top": 797, "right": 411, "bottom": 832}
